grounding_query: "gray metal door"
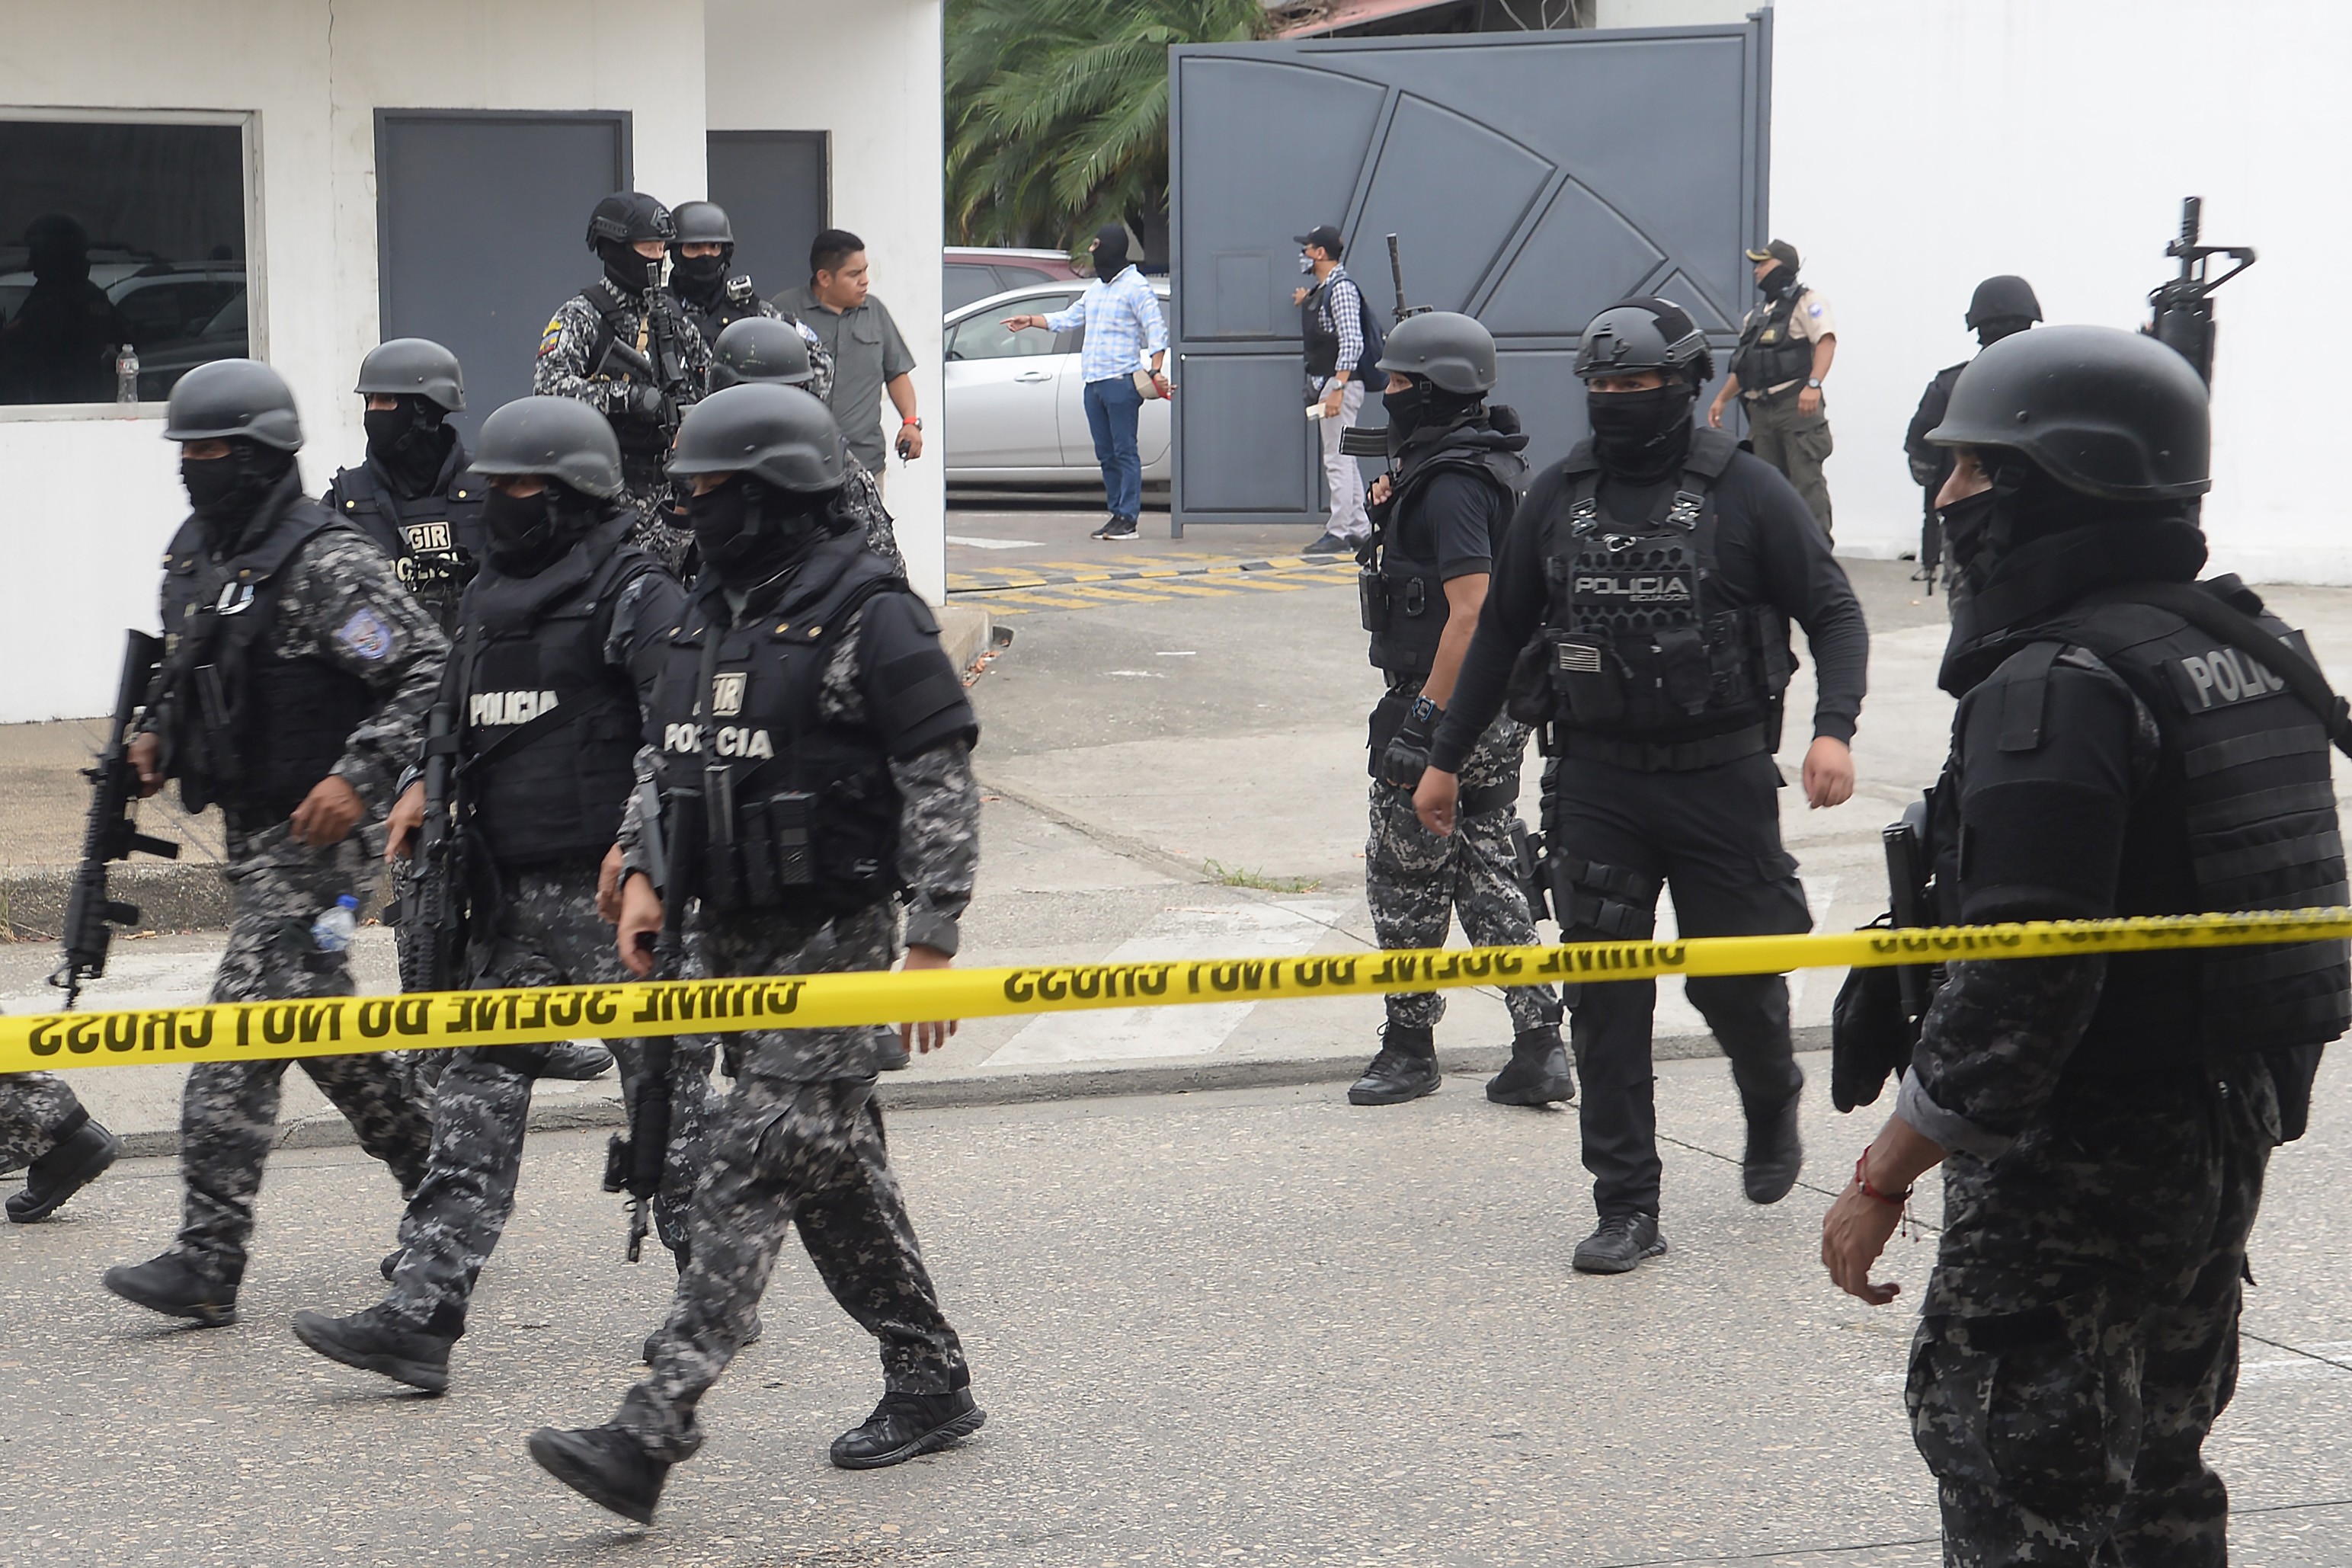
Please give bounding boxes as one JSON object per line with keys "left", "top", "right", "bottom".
{"left": 376, "top": 111, "right": 630, "bottom": 440}
{"left": 1169, "top": 18, "right": 1771, "bottom": 527}
{"left": 706, "top": 131, "right": 829, "bottom": 305}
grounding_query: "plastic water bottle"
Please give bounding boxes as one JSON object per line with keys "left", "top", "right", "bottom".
{"left": 115, "top": 345, "right": 139, "bottom": 405}
{"left": 311, "top": 894, "right": 359, "bottom": 955}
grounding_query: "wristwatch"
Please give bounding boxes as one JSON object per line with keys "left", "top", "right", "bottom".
{"left": 1805, "top": 378, "right": 1822, "bottom": 389}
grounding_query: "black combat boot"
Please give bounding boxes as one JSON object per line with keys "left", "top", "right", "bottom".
{"left": 1483, "top": 1026, "right": 1576, "bottom": 1106}
{"left": 6, "top": 1115, "right": 122, "bottom": 1223}
{"left": 539, "top": 1041, "right": 615, "bottom": 1081}
{"left": 1571, "top": 1213, "right": 1667, "bottom": 1275}
{"left": 292, "top": 1304, "right": 456, "bottom": 1394}
{"left": 829, "top": 1381, "right": 986, "bottom": 1470}
{"left": 529, "top": 1424, "right": 671, "bottom": 1524}
{"left": 1347, "top": 1023, "right": 1442, "bottom": 1106}
{"left": 1742, "top": 1093, "right": 1804, "bottom": 1205}
{"left": 101, "top": 1250, "right": 238, "bottom": 1326}
{"left": 379, "top": 1246, "right": 405, "bottom": 1282}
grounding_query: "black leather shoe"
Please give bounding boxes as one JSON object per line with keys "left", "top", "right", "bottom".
{"left": 1484, "top": 1028, "right": 1576, "bottom": 1106}
{"left": 101, "top": 1251, "right": 238, "bottom": 1326}
{"left": 829, "top": 1385, "right": 986, "bottom": 1470}
{"left": 539, "top": 1041, "right": 615, "bottom": 1080}
{"left": 1742, "top": 1094, "right": 1804, "bottom": 1205}
{"left": 529, "top": 1425, "right": 669, "bottom": 1525}
{"left": 292, "top": 1304, "right": 454, "bottom": 1394}
{"left": 1571, "top": 1213, "right": 1667, "bottom": 1275}
{"left": 642, "top": 1310, "right": 759, "bottom": 1366}
{"left": 1347, "top": 1026, "right": 1441, "bottom": 1106}
{"left": 6, "top": 1117, "right": 120, "bottom": 1223}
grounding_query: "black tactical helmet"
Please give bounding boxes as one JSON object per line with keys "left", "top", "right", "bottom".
{"left": 1965, "top": 274, "right": 2043, "bottom": 331}
{"left": 711, "top": 317, "right": 814, "bottom": 390}
{"left": 670, "top": 200, "right": 734, "bottom": 250}
{"left": 1374, "top": 311, "right": 1498, "bottom": 395}
{"left": 162, "top": 358, "right": 303, "bottom": 452}
{"left": 668, "top": 383, "right": 846, "bottom": 494}
{"left": 1574, "top": 297, "right": 1714, "bottom": 386}
{"left": 1927, "top": 324, "right": 2210, "bottom": 501}
{"left": 584, "top": 191, "right": 675, "bottom": 251}
{"left": 355, "top": 338, "right": 465, "bottom": 413}
{"left": 471, "top": 395, "right": 625, "bottom": 499}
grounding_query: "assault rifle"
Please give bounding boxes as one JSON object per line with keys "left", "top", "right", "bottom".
{"left": 52, "top": 631, "right": 181, "bottom": 1008}
{"left": 2148, "top": 196, "right": 2254, "bottom": 387}
{"left": 603, "top": 770, "right": 701, "bottom": 1262}
{"left": 1386, "top": 232, "right": 1430, "bottom": 325}
{"left": 1341, "top": 234, "right": 1430, "bottom": 463}
{"left": 1882, "top": 798, "right": 1938, "bottom": 1035}
{"left": 395, "top": 699, "right": 467, "bottom": 994}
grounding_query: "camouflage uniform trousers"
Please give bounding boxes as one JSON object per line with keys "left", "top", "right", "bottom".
{"left": 381, "top": 862, "right": 716, "bottom": 1336}
{"left": 1365, "top": 691, "right": 1558, "bottom": 1035}
{"left": 613, "top": 901, "right": 965, "bottom": 1464}
{"left": 174, "top": 824, "right": 434, "bottom": 1285}
{"left": 0, "top": 1074, "right": 88, "bottom": 1173}
{"left": 1907, "top": 1056, "right": 2279, "bottom": 1567}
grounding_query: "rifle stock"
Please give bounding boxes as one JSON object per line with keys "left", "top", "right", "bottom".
{"left": 52, "top": 631, "right": 180, "bottom": 1009}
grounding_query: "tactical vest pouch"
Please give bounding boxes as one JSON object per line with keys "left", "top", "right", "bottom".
{"left": 1656, "top": 626, "right": 1713, "bottom": 712}
{"left": 1505, "top": 635, "right": 1558, "bottom": 727}
{"left": 1550, "top": 634, "right": 1627, "bottom": 725}
{"left": 1358, "top": 571, "right": 1387, "bottom": 635}
{"left": 1548, "top": 856, "right": 1661, "bottom": 939}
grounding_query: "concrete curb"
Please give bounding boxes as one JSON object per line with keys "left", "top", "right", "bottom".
{"left": 105, "top": 1026, "right": 1831, "bottom": 1160}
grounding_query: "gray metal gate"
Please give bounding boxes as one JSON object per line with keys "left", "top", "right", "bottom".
{"left": 376, "top": 111, "right": 632, "bottom": 440}
{"left": 1168, "top": 17, "right": 1771, "bottom": 529}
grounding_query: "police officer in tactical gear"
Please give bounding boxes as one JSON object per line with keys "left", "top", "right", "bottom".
{"left": 668, "top": 200, "right": 837, "bottom": 405}
{"left": 712, "top": 317, "right": 901, "bottom": 571}
{"left": 529, "top": 383, "right": 984, "bottom": 1523}
{"left": 533, "top": 191, "right": 712, "bottom": 575}
{"left": 1902, "top": 276, "right": 2040, "bottom": 592}
{"left": 322, "top": 338, "right": 485, "bottom": 630}
{"left": 290, "top": 395, "right": 712, "bottom": 1394}
{"left": 1416, "top": 298, "right": 1868, "bottom": 1275}
{"left": 1824, "top": 324, "right": 2344, "bottom": 1563}
{"left": 103, "top": 359, "right": 445, "bottom": 1326}
{"left": 1709, "top": 240, "right": 1838, "bottom": 535}
{"left": 1349, "top": 310, "right": 1569, "bottom": 1108}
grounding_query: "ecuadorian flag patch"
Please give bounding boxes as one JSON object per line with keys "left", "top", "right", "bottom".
{"left": 538, "top": 315, "right": 564, "bottom": 357}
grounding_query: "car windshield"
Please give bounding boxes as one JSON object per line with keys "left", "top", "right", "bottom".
{"left": 948, "top": 296, "right": 1074, "bottom": 361}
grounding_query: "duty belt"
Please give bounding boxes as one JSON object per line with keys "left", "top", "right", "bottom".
{"left": 1457, "top": 779, "right": 1521, "bottom": 816}
{"left": 1559, "top": 723, "right": 1769, "bottom": 773}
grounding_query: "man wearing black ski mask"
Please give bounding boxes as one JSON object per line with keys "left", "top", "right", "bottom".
{"left": 1413, "top": 298, "right": 1868, "bottom": 1275}
{"left": 322, "top": 338, "right": 485, "bottom": 632}
{"left": 666, "top": 200, "right": 836, "bottom": 405}
{"left": 1902, "top": 275, "right": 2041, "bottom": 592}
{"left": 533, "top": 192, "right": 713, "bottom": 575}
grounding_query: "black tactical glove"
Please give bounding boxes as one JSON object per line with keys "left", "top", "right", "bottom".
{"left": 619, "top": 383, "right": 666, "bottom": 421}
{"left": 1380, "top": 694, "right": 1441, "bottom": 792}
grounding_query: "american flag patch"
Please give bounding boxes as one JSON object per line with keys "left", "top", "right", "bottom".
{"left": 1557, "top": 641, "right": 1603, "bottom": 674}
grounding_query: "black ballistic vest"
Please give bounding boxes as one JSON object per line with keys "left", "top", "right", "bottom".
{"left": 1361, "top": 421, "right": 1527, "bottom": 680}
{"left": 158, "top": 485, "right": 377, "bottom": 821}
{"left": 1534, "top": 430, "right": 1793, "bottom": 741}
{"left": 453, "top": 517, "right": 652, "bottom": 866}
{"left": 2004, "top": 595, "right": 2351, "bottom": 1070}
{"left": 679, "top": 277, "right": 765, "bottom": 348}
{"left": 328, "top": 446, "right": 486, "bottom": 633}
{"left": 651, "top": 534, "right": 909, "bottom": 918}
{"left": 1728, "top": 285, "right": 1815, "bottom": 395}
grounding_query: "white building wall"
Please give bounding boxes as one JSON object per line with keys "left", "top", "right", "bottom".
{"left": 1771, "top": 0, "right": 2350, "bottom": 581}
{"left": 0, "top": 0, "right": 706, "bottom": 722}
{"left": 705, "top": 0, "right": 948, "bottom": 606}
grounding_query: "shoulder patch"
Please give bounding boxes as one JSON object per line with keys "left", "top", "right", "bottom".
{"left": 1807, "top": 302, "right": 1824, "bottom": 317}
{"left": 335, "top": 606, "right": 397, "bottom": 661}
{"left": 538, "top": 315, "right": 565, "bottom": 356}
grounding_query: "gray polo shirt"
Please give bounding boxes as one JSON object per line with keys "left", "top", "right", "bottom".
{"left": 772, "top": 285, "right": 917, "bottom": 469}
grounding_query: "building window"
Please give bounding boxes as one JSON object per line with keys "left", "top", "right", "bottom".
{"left": 0, "top": 118, "right": 249, "bottom": 408}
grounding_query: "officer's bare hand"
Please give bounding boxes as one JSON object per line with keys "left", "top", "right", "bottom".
{"left": 127, "top": 731, "right": 165, "bottom": 798}
{"left": 1822, "top": 1182, "right": 1904, "bottom": 1305}
{"left": 595, "top": 844, "right": 626, "bottom": 923}
{"left": 1414, "top": 768, "right": 1460, "bottom": 837}
{"left": 384, "top": 782, "right": 427, "bottom": 865}
{"left": 898, "top": 944, "right": 960, "bottom": 1055}
{"left": 1368, "top": 474, "right": 1393, "bottom": 507}
{"left": 616, "top": 875, "right": 664, "bottom": 978}
{"left": 1802, "top": 736, "right": 1854, "bottom": 809}
{"left": 1706, "top": 394, "right": 1729, "bottom": 430}
{"left": 290, "top": 775, "right": 366, "bottom": 848}
{"left": 1797, "top": 386, "right": 1823, "bottom": 418}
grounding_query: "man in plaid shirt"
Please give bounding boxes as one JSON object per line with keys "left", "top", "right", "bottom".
{"left": 1294, "top": 224, "right": 1370, "bottom": 556}
{"left": 1004, "top": 225, "right": 1168, "bottom": 540}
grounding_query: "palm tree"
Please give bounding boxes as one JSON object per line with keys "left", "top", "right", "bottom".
{"left": 946, "top": 0, "right": 1269, "bottom": 262}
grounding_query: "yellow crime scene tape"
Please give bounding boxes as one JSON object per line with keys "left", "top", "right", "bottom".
{"left": 5, "top": 908, "right": 2349, "bottom": 1077}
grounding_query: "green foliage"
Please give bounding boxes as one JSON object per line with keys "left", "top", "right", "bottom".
{"left": 946, "top": 0, "right": 1269, "bottom": 255}
{"left": 1204, "top": 859, "right": 1323, "bottom": 894}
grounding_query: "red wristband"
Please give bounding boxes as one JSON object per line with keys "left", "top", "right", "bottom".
{"left": 1854, "top": 1147, "right": 1912, "bottom": 1208}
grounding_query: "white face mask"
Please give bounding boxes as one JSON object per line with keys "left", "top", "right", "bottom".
{"left": 1298, "top": 251, "right": 1315, "bottom": 275}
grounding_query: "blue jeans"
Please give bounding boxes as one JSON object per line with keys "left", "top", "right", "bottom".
{"left": 1082, "top": 375, "right": 1144, "bottom": 521}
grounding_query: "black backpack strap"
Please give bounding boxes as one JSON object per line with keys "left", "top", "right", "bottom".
{"left": 2081, "top": 581, "right": 2352, "bottom": 759}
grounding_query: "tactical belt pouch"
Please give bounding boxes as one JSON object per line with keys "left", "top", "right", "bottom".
{"left": 1549, "top": 633, "right": 1627, "bottom": 726}
{"left": 1458, "top": 778, "right": 1521, "bottom": 816}
{"left": 703, "top": 789, "right": 819, "bottom": 914}
{"left": 1367, "top": 688, "right": 1410, "bottom": 779}
{"left": 1358, "top": 571, "right": 1387, "bottom": 636}
{"left": 1549, "top": 856, "right": 1661, "bottom": 939}
{"left": 1656, "top": 626, "right": 1713, "bottom": 712}
{"left": 1505, "top": 635, "right": 1557, "bottom": 727}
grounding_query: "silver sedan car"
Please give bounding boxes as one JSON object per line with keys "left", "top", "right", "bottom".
{"left": 943, "top": 280, "right": 1173, "bottom": 487}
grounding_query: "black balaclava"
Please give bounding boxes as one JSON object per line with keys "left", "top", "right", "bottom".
{"left": 183, "top": 438, "right": 295, "bottom": 544}
{"left": 363, "top": 395, "right": 455, "bottom": 498}
{"left": 1975, "top": 316, "right": 2033, "bottom": 350}
{"left": 482, "top": 480, "right": 600, "bottom": 577}
{"left": 670, "top": 248, "right": 731, "bottom": 305}
{"left": 1381, "top": 378, "right": 1483, "bottom": 462}
{"left": 1090, "top": 225, "right": 1131, "bottom": 277}
{"left": 597, "top": 239, "right": 660, "bottom": 296}
{"left": 1586, "top": 381, "right": 1697, "bottom": 484}
{"left": 686, "top": 473, "right": 835, "bottom": 589}
{"left": 1757, "top": 265, "right": 1796, "bottom": 301}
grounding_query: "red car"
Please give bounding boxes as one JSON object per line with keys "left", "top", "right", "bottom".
{"left": 944, "top": 246, "right": 1086, "bottom": 313}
